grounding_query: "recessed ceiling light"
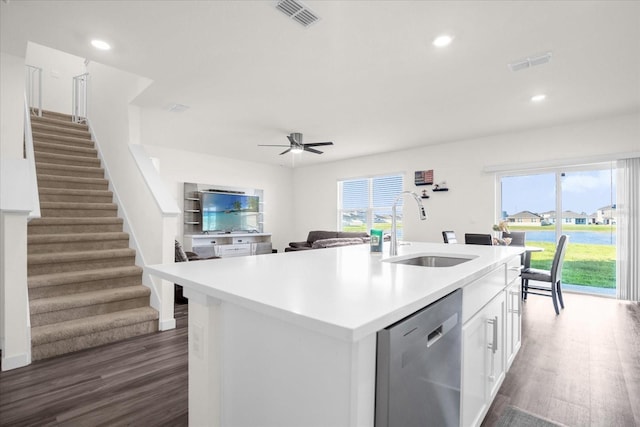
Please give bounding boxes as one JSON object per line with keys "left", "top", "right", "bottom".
{"left": 531, "top": 94, "right": 547, "bottom": 103}
{"left": 91, "top": 39, "right": 111, "bottom": 50}
{"left": 433, "top": 34, "right": 453, "bottom": 47}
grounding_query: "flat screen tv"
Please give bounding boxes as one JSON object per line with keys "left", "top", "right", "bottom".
{"left": 200, "top": 192, "right": 260, "bottom": 233}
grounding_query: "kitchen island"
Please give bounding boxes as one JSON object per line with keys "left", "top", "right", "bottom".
{"left": 147, "top": 242, "right": 523, "bottom": 427}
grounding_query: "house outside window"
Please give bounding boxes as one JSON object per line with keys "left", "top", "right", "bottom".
{"left": 338, "top": 174, "right": 404, "bottom": 237}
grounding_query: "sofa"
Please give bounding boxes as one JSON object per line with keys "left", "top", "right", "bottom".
{"left": 174, "top": 240, "right": 220, "bottom": 303}
{"left": 285, "top": 230, "right": 371, "bottom": 252}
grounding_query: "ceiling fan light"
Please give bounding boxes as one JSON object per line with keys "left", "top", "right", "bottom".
{"left": 291, "top": 146, "right": 303, "bottom": 154}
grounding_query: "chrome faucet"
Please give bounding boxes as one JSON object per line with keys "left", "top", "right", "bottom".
{"left": 390, "top": 191, "right": 427, "bottom": 256}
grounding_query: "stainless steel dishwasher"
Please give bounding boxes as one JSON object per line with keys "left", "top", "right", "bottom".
{"left": 375, "top": 288, "right": 462, "bottom": 427}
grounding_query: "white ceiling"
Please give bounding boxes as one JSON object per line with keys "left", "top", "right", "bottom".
{"left": 2, "top": 0, "right": 639, "bottom": 168}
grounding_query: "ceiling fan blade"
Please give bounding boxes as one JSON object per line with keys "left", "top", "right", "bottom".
{"left": 287, "top": 135, "right": 296, "bottom": 145}
{"left": 304, "top": 146, "right": 323, "bottom": 155}
{"left": 304, "top": 142, "right": 333, "bottom": 147}
{"left": 258, "top": 144, "right": 290, "bottom": 147}
{"left": 279, "top": 148, "right": 292, "bottom": 155}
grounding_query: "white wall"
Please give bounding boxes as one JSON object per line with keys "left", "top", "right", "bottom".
{"left": 0, "top": 212, "right": 31, "bottom": 370}
{"left": 1, "top": 52, "right": 25, "bottom": 159}
{"left": 86, "top": 61, "right": 179, "bottom": 329}
{"left": 24, "top": 42, "right": 85, "bottom": 115}
{"left": 86, "top": 62, "right": 162, "bottom": 259}
{"left": 142, "top": 144, "right": 294, "bottom": 252}
{"left": 291, "top": 113, "right": 640, "bottom": 244}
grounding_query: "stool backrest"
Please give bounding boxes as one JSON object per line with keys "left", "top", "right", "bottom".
{"left": 464, "top": 233, "right": 493, "bottom": 245}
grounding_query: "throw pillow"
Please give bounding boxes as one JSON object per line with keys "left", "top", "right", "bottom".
{"left": 311, "top": 237, "right": 364, "bottom": 249}
{"left": 175, "top": 240, "right": 189, "bottom": 262}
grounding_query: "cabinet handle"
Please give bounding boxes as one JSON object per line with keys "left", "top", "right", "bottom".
{"left": 508, "top": 266, "right": 522, "bottom": 272}
{"left": 509, "top": 291, "right": 520, "bottom": 314}
{"left": 487, "top": 316, "right": 498, "bottom": 354}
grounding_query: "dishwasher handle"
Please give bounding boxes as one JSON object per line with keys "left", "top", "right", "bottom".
{"left": 426, "top": 313, "right": 459, "bottom": 348}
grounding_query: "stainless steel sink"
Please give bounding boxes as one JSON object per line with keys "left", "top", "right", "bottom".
{"left": 385, "top": 254, "right": 477, "bottom": 267}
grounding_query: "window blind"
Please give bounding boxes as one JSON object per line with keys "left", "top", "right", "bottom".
{"left": 338, "top": 174, "right": 404, "bottom": 235}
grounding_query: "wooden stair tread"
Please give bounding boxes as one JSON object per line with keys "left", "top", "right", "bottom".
{"left": 29, "top": 217, "right": 123, "bottom": 226}
{"left": 28, "top": 266, "right": 143, "bottom": 288}
{"left": 32, "top": 132, "right": 98, "bottom": 149}
{"left": 30, "top": 286, "right": 150, "bottom": 314}
{"left": 31, "top": 115, "right": 89, "bottom": 130}
{"left": 39, "top": 201, "right": 117, "bottom": 210}
{"left": 37, "top": 173, "right": 107, "bottom": 183}
{"left": 36, "top": 162, "right": 104, "bottom": 174}
{"left": 28, "top": 232, "right": 129, "bottom": 244}
{"left": 32, "top": 122, "right": 91, "bottom": 138}
{"left": 28, "top": 248, "right": 136, "bottom": 265}
{"left": 35, "top": 151, "right": 101, "bottom": 165}
{"left": 31, "top": 307, "right": 159, "bottom": 346}
{"left": 38, "top": 188, "right": 113, "bottom": 197}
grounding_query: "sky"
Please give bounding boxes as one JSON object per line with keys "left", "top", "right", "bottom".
{"left": 501, "top": 169, "right": 616, "bottom": 216}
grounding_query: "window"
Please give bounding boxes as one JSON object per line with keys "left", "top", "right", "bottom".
{"left": 338, "top": 174, "right": 404, "bottom": 237}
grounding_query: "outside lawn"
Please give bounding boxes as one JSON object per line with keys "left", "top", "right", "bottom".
{"left": 509, "top": 225, "right": 616, "bottom": 289}
{"left": 527, "top": 241, "right": 616, "bottom": 288}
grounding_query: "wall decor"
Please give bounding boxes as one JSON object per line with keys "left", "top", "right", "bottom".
{"left": 414, "top": 169, "right": 434, "bottom": 186}
{"left": 432, "top": 181, "right": 449, "bottom": 192}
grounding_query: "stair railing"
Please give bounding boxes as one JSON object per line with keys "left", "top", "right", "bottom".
{"left": 72, "top": 72, "right": 89, "bottom": 124}
{"left": 25, "top": 65, "right": 42, "bottom": 117}
{"left": 23, "top": 93, "right": 41, "bottom": 220}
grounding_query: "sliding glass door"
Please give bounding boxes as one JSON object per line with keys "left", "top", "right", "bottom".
{"left": 500, "top": 164, "right": 616, "bottom": 295}
{"left": 559, "top": 168, "right": 616, "bottom": 294}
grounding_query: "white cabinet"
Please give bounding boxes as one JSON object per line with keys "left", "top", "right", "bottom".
{"left": 505, "top": 257, "right": 522, "bottom": 370}
{"left": 461, "top": 290, "right": 505, "bottom": 427}
{"left": 185, "top": 233, "right": 272, "bottom": 258}
{"left": 461, "top": 255, "right": 521, "bottom": 427}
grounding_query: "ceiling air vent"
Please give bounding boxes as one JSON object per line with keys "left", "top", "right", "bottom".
{"left": 167, "top": 103, "right": 189, "bottom": 113}
{"left": 276, "top": 0, "right": 320, "bottom": 28}
{"left": 508, "top": 51, "right": 552, "bottom": 72}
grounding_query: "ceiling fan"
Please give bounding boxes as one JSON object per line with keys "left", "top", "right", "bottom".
{"left": 259, "top": 132, "right": 334, "bottom": 155}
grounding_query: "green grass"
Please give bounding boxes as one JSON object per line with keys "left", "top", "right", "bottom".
{"left": 528, "top": 241, "right": 616, "bottom": 288}
{"left": 509, "top": 224, "right": 616, "bottom": 232}
{"left": 343, "top": 224, "right": 394, "bottom": 233}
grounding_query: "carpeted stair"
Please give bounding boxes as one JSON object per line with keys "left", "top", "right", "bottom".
{"left": 27, "top": 110, "right": 158, "bottom": 361}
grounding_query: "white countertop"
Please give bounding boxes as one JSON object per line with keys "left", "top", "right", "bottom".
{"left": 147, "top": 242, "right": 523, "bottom": 342}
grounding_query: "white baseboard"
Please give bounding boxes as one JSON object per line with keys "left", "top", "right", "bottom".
{"left": 1, "top": 351, "right": 31, "bottom": 371}
{"left": 159, "top": 318, "right": 176, "bottom": 331}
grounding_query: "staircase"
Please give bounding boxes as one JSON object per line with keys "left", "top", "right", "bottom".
{"left": 27, "top": 111, "right": 158, "bottom": 361}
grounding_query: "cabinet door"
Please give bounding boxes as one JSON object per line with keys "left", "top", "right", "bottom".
{"left": 462, "top": 312, "right": 489, "bottom": 427}
{"left": 505, "top": 281, "right": 521, "bottom": 370}
{"left": 485, "top": 292, "right": 505, "bottom": 400}
{"left": 461, "top": 292, "right": 506, "bottom": 427}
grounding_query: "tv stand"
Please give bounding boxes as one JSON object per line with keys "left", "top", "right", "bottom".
{"left": 185, "top": 233, "right": 272, "bottom": 258}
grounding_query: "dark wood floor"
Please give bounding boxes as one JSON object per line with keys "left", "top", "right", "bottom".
{"left": 0, "top": 304, "right": 189, "bottom": 427}
{"left": 482, "top": 292, "right": 640, "bottom": 427}
{"left": 2, "top": 294, "right": 639, "bottom": 427}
